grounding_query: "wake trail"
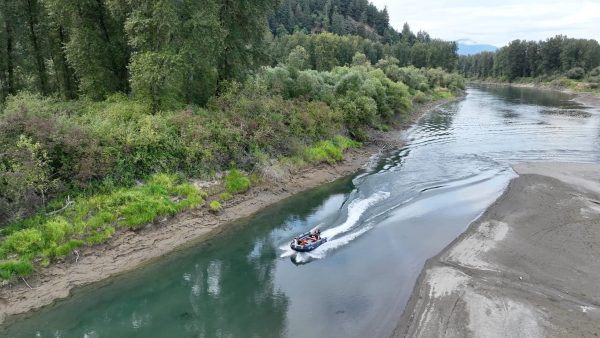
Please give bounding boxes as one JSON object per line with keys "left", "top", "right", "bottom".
{"left": 280, "top": 191, "right": 390, "bottom": 260}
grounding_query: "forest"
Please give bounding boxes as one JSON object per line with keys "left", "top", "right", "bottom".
{"left": 0, "top": 0, "right": 464, "bottom": 280}
{"left": 458, "top": 35, "right": 600, "bottom": 86}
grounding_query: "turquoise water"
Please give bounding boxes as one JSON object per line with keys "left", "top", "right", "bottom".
{"left": 3, "top": 85, "right": 599, "bottom": 337}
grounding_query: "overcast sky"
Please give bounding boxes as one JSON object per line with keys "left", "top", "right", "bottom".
{"left": 370, "top": 0, "right": 600, "bottom": 47}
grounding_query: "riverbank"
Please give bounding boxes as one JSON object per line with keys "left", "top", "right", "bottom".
{"left": 0, "top": 95, "right": 461, "bottom": 326}
{"left": 394, "top": 162, "right": 600, "bottom": 337}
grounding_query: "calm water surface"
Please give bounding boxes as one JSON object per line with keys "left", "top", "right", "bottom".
{"left": 3, "top": 85, "right": 599, "bottom": 337}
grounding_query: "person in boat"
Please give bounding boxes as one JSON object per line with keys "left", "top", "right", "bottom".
{"left": 309, "top": 229, "right": 321, "bottom": 241}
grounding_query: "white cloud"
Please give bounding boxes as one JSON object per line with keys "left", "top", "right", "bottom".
{"left": 370, "top": 0, "right": 600, "bottom": 46}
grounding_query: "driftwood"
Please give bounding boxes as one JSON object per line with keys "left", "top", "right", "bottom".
{"left": 46, "top": 196, "right": 74, "bottom": 216}
{"left": 21, "top": 277, "right": 34, "bottom": 290}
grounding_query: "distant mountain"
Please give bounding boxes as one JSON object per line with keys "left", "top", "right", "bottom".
{"left": 457, "top": 40, "right": 498, "bottom": 55}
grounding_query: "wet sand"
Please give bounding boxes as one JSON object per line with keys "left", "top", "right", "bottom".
{"left": 0, "top": 97, "right": 461, "bottom": 326}
{"left": 394, "top": 162, "right": 600, "bottom": 337}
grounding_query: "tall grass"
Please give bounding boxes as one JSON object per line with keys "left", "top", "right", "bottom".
{"left": 0, "top": 174, "right": 203, "bottom": 280}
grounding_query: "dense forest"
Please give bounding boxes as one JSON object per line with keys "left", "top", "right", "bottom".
{"left": 0, "top": 0, "right": 464, "bottom": 280}
{"left": 269, "top": 0, "right": 395, "bottom": 41}
{"left": 458, "top": 35, "right": 600, "bottom": 85}
{"left": 0, "top": 0, "right": 460, "bottom": 106}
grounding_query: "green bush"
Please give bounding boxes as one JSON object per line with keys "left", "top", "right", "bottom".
{"left": 566, "top": 67, "right": 585, "bottom": 80}
{"left": 225, "top": 170, "right": 251, "bottom": 194}
{"left": 219, "top": 192, "right": 233, "bottom": 201}
{"left": 304, "top": 140, "right": 344, "bottom": 164}
{"left": 209, "top": 200, "right": 222, "bottom": 212}
{"left": 588, "top": 66, "right": 600, "bottom": 83}
{"left": 0, "top": 260, "right": 34, "bottom": 280}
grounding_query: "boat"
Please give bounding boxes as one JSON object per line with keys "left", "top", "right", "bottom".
{"left": 290, "top": 229, "right": 327, "bottom": 252}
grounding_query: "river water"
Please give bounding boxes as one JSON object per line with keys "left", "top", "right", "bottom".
{"left": 3, "top": 86, "right": 599, "bottom": 338}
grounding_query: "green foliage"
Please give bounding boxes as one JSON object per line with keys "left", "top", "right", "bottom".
{"left": 587, "top": 66, "right": 600, "bottom": 83}
{"left": 1, "top": 59, "right": 462, "bottom": 227}
{"left": 209, "top": 200, "right": 222, "bottom": 212}
{"left": 0, "top": 174, "right": 203, "bottom": 280}
{"left": 271, "top": 31, "right": 458, "bottom": 73}
{"left": 0, "top": 260, "right": 34, "bottom": 280}
{"left": 303, "top": 136, "right": 357, "bottom": 165}
{"left": 225, "top": 170, "right": 251, "bottom": 194}
{"left": 566, "top": 67, "right": 585, "bottom": 80}
{"left": 269, "top": 0, "right": 392, "bottom": 41}
{"left": 459, "top": 36, "right": 600, "bottom": 81}
{"left": 219, "top": 192, "right": 233, "bottom": 202}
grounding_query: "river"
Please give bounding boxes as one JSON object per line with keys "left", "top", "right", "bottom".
{"left": 2, "top": 85, "right": 599, "bottom": 338}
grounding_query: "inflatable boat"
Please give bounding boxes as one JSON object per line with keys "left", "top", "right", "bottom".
{"left": 290, "top": 230, "right": 327, "bottom": 252}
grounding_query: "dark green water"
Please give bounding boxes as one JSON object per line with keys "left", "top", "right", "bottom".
{"left": 3, "top": 86, "right": 599, "bottom": 337}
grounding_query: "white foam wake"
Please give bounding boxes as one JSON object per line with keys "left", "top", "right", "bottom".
{"left": 321, "top": 191, "right": 390, "bottom": 240}
{"left": 280, "top": 191, "right": 390, "bottom": 261}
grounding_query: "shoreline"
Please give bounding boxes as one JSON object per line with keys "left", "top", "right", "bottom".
{"left": 0, "top": 96, "right": 462, "bottom": 326}
{"left": 471, "top": 81, "right": 600, "bottom": 107}
{"left": 394, "top": 162, "right": 600, "bottom": 337}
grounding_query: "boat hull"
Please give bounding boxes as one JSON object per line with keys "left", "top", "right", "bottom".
{"left": 290, "top": 231, "right": 327, "bottom": 252}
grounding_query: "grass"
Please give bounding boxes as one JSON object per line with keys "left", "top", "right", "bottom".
{"left": 303, "top": 136, "right": 359, "bottom": 164}
{"left": 219, "top": 192, "right": 233, "bottom": 201}
{"left": 0, "top": 173, "right": 204, "bottom": 281}
{"left": 225, "top": 170, "right": 251, "bottom": 194}
{"left": 209, "top": 201, "right": 222, "bottom": 212}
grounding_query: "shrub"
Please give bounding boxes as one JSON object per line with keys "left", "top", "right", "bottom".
{"left": 209, "top": 200, "right": 222, "bottom": 212}
{"left": 225, "top": 170, "right": 251, "bottom": 194}
{"left": 566, "top": 67, "right": 585, "bottom": 80}
{"left": 0, "top": 260, "right": 34, "bottom": 279}
{"left": 588, "top": 66, "right": 600, "bottom": 83}
{"left": 304, "top": 140, "right": 344, "bottom": 164}
{"left": 219, "top": 192, "right": 233, "bottom": 201}
{"left": 2, "top": 228, "right": 45, "bottom": 256}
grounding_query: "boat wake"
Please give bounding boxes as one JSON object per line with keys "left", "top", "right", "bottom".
{"left": 280, "top": 191, "right": 390, "bottom": 262}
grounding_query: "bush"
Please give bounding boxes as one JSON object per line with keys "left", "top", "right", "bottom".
{"left": 566, "top": 67, "right": 585, "bottom": 80}
{"left": 0, "top": 260, "right": 34, "bottom": 280}
{"left": 304, "top": 139, "right": 347, "bottom": 164}
{"left": 209, "top": 200, "right": 222, "bottom": 212}
{"left": 588, "top": 66, "right": 600, "bottom": 83}
{"left": 219, "top": 192, "right": 233, "bottom": 201}
{"left": 225, "top": 170, "right": 251, "bottom": 194}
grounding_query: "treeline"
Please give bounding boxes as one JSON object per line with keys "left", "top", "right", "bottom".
{"left": 271, "top": 31, "right": 459, "bottom": 72}
{"left": 269, "top": 0, "right": 395, "bottom": 42}
{"left": 0, "top": 0, "right": 276, "bottom": 108}
{"left": 459, "top": 35, "right": 600, "bottom": 82}
{"left": 0, "top": 1, "right": 460, "bottom": 108}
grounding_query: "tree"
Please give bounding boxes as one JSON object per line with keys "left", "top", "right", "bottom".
{"left": 44, "top": 0, "right": 130, "bottom": 99}
{"left": 401, "top": 23, "right": 416, "bottom": 46}
{"left": 217, "top": 0, "right": 278, "bottom": 82}
{"left": 126, "top": 0, "right": 223, "bottom": 110}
